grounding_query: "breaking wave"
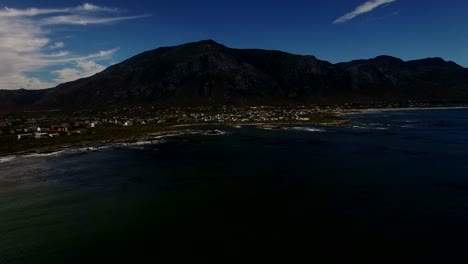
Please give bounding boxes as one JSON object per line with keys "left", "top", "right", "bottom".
{"left": 285, "top": 127, "right": 326, "bottom": 132}
{"left": 0, "top": 156, "right": 17, "bottom": 163}
{"left": 23, "top": 150, "right": 66, "bottom": 158}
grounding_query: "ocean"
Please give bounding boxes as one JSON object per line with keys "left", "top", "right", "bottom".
{"left": 1, "top": 109, "right": 468, "bottom": 262}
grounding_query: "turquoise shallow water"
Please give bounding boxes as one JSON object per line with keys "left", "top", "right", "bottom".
{"left": 1, "top": 109, "right": 468, "bottom": 262}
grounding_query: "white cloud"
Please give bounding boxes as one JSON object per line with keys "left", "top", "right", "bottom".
{"left": 49, "top": 42, "right": 65, "bottom": 50}
{"left": 53, "top": 60, "right": 107, "bottom": 84}
{"left": 42, "top": 51, "right": 70, "bottom": 58}
{"left": 333, "top": 0, "right": 397, "bottom": 24}
{"left": 0, "top": 3, "right": 118, "bottom": 17}
{"left": 40, "top": 48, "right": 119, "bottom": 64}
{"left": 0, "top": 74, "right": 55, "bottom": 90}
{"left": 0, "top": 7, "right": 65, "bottom": 17}
{"left": 74, "top": 3, "right": 119, "bottom": 13}
{"left": 0, "top": 3, "right": 148, "bottom": 89}
{"left": 41, "top": 14, "right": 151, "bottom": 26}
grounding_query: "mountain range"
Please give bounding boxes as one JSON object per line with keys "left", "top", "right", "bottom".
{"left": 1, "top": 40, "right": 468, "bottom": 111}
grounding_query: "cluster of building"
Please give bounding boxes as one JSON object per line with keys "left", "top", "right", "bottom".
{"left": 3, "top": 116, "right": 151, "bottom": 140}
{"left": 0, "top": 101, "right": 438, "bottom": 141}
{"left": 93, "top": 106, "right": 323, "bottom": 124}
{"left": 14, "top": 126, "right": 90, "bottom": 140}
{"left": 171, "top": 106, "right": 322, "bottom": 123}
{"left": 1, "top": 106, "right": 330, "bottom": 140}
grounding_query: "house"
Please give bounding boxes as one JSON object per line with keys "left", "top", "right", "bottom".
{"left": 89, "top": 122, "right": 100, "bottom": 128}
{"left": 17, "top": 133, "right": 33, "bottom": 140}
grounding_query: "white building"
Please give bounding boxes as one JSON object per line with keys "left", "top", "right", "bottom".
{"left": 89, "top": 122, "right": 100, "bottom": 128}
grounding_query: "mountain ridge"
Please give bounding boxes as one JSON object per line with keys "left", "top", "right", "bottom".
{"left": 1, "top": 40, "right": 468, "bottom": 111}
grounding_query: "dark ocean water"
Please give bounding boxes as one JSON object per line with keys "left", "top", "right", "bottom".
{"left": 1, "top": 109, "right": 468, "bottom": 262}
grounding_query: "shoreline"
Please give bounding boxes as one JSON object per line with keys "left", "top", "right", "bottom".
{"left": 2, "top": 105, "right": 467, "bottom": 160}
{"left": 169, "top": 119, "right": 350, "bottom": 128}
{"left": 337, "top": 106, "right": 468, "bottom": 116}
{"left": 0, "top": 129, "right": 208, "bottom": 161}
{"left": 0, "top": 120, "right": 348, "bottom": 160}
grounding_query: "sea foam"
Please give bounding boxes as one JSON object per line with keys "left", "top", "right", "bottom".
{"left": 0, "top": 156, "right": 17, "bottom": 163}
{"left": 23, "top": 150, "right": 66, "bottom": 158}
{"left": 286, "top": 127, "right": 326, "bottom": 132}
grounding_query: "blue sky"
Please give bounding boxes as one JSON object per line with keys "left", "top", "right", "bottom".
{"left": 0, "top": 0, "right": 467, "bottom": 89}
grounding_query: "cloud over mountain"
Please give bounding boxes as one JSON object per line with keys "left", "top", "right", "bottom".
{"left": 0, "top": 3, "right": 148, "bottom": 89}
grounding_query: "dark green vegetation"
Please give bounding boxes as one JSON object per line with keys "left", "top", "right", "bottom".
{"left": 1, "top": 40, "right": 468, "bottom": 111}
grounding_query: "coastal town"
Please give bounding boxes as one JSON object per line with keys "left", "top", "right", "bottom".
{"left": 0, "top": 101, "right": 447, "bottom": 139}
{"left": 0, "top": 105, "right": 340, "bottom": 140}
{"left": 0, "top": 104, "right": 345, "bottom": 155}
{"left": 0, "top": 101, "right": 456, "bottom": 155}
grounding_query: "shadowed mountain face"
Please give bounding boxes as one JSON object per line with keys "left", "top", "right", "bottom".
{"left": 0, "top": 89, "right": 49, "bottom": 111}
{"left": 2, "top": 40, "right": 468, "bottom": 111}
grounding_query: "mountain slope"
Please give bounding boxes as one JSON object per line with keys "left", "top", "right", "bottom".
{"left": 2, "top": 40, "right": 468, "bottom": 111}
{"left": 0, "top": 89, "right": 48, "bottom": 111}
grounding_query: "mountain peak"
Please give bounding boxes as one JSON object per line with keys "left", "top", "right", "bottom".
{"left": 181, "top": 39, "right": 225, "bottom": 48}
{"left": 373, "top": 55, "right": 403, "bottom": 63}
{"left": 196, "top": 39, "right": 221, "bottom": 45}
{"left": 174, "top": 39, "right": 226, "bottom": 51}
